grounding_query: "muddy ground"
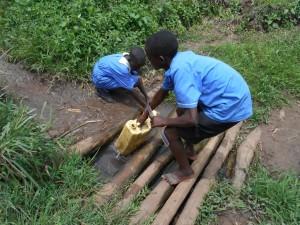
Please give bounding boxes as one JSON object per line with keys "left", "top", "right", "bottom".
{"left": 0, "top": 59, "right": 158, "bottom": 143}
{"left": 1, "top": 59, "right": 299, "bottom": 224}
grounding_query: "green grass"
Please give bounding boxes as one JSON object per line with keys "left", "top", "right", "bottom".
{"left": 242, "top": 163, "right": 300, "bottom": 224}
{"left": 195, "top": 181, "right": 246, "bottom": 225}
{"left": 196, "top": 162, "right": 300, "bottom": 225}
{"left": 0, "top": 0, "right": 222, "bottom": 82}
{"left": 0, "top": 94, "right": 146, "bottom": 225}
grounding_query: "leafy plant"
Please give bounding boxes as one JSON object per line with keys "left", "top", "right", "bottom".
{"left": 238, "top": 1, "right": 300, "bottom": 32}
{"left": 0, "top": 95, "right": 54, "bottom": 189}
{"left": 0, "top": 0, "right": 224, "bottom": 82}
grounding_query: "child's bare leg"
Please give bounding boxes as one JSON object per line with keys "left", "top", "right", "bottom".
{"left": 185, "top": 141, "right": 197, "bottom": 161}
{"left": 162, "top": 127, "right": 194, "bottom": 185}
{"left": 176, "top": 108, "right": 198, "bottom": 161}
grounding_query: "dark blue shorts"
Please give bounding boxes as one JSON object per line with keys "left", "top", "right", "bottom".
{"left": 177, "top": 109, "right": 238, "bottom": 144}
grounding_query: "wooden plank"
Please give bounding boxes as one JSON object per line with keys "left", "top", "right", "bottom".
{"left": 151, "top": 133, "right": 224, "bottom": 225}
{"left": 116, "top": 150, "right": 173, "bottom": 210}
{"left": 233, "top": 126, "right": 261, "bottom": 192}
{"left": 180, "top": 178, "right": 214, "bottom": 225}
{"left": 129, "top": 135, "right": 222, "bottom": 225}
{"left": 129, "top": 179, "right": 174, "bottom": 225}
{"left": 116, "top": 138, "right": 210, "bottom": 210}
{"left": 175, "top": 122, "right": 243, "bottom": 225}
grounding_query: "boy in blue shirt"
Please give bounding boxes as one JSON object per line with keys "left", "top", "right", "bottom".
{"left": 92, "top": 46, "right": 149, "bottom": 106}
{"left": 138, "top": 30, "right": 253, "bottom": 185}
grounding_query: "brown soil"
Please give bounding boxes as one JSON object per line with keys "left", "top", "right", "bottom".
{"left": 212, "top": 209, "right": 254, "bottom": 225}
{"left": 261, "top": 104, "right": 300, "bottom": 173}
{"left": 0, "top": 59, "right": 145, "bottom": 144}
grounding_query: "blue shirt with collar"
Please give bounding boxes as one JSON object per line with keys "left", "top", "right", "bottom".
{"left": 92, "top": 53, "right": 139, "bottom": 90}
{"left": 162, "top": 51, "right": 253, "bottom": 122}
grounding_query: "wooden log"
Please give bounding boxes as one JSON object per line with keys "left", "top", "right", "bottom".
{"left": 176, "top": 178, "right": 214, "bottom": 225}
{"left": 116, "top": 150, "right": 173, "bottom": 210}
{"left": 233, "top": 126, "right": 261, "bottom": 192}
{"left": 151, "top": 133, "right": 225, "bottom": 225}
{"left": 201, "top": 122, "right": 243, "bottom": 179}
{"left": 95, "top": 136, "right": 165, "bottom": 205}
{"left": 129, "top": 180, "right": 174, "bottom": 225}
{"left": 94, "top": 109, "right": 176, "bottom": 206}
{"left": 67, "top": 111, "right": 140, "bottom": 155}
{"left": 131, "top": 135, "right": 223, "bottom": 225}
{"left": 116, "top": 138, "right": 210, "bottom": 210}
{"left": 175, "top": 122, "right": 243, "bottom": 225}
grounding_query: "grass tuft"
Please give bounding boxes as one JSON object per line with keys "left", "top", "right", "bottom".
{"left": 243, "top": 164, "right": 300, "bottom": 224}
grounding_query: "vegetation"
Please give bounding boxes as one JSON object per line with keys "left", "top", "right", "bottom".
{"left": 239, "top": 0, "right": 300, "bottom": 32}
{"left": 196, "top": 162, "right": 300, "bottom": 224}
{"left": 0, "top": 94, "right": 147, "bottom": 224}
{"left": 196, "top": 181, "right": 245, "bottom": 225}
{"left": 0, "top": 0, "right": 226, "bottom": 81}
{"left": 0, "top": 0, "right": 299, "bottom": 224}
{"left": 244, "top": 164, "right": 300, "bottom": 224}
{"left": 1, "top": 0, "right": 298, "bottom": 82}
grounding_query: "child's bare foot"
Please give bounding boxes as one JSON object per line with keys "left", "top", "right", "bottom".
{"left": 161, "top": 169, "right": 194, "bottom": 185}
{"left": 185, "top": 143, "right": 197, "bottom": 161}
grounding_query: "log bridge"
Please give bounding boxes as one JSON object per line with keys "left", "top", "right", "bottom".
{"left": 67, "top": 99, "right": 261, "bottom": 225}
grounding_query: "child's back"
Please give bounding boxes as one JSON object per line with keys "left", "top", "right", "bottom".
{"left": 163, "top": 51, "right": 252, "bottom": 122}
{"left": 91, "top": 47, "right": 149, "bottom": 105}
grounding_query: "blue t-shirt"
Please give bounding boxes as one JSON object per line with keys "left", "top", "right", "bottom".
{"left": 162, "top": 51, "right": 253, "bottom": 122}
{"left": 92, "top": 53, "right": 139, "bottom": 90}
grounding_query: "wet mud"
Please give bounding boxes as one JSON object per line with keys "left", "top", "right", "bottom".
{"left": 0, "top": 58, "right": 167, "bottom": 181}
{"left": 0, "top": 59, "right": 142, "bottom": 144}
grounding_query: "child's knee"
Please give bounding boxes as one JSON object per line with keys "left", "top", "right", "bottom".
{"left": 176, "top": 107, "right": 185, "bottom": 116}
{"left": 164, "top": 126, "right": 179, "bottom": 140}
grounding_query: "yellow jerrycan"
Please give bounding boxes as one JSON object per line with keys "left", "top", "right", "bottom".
{"left": 115, "top": 110, "right": 157, "bottom": 155}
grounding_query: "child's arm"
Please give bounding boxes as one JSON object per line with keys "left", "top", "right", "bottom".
{"left": 151, "top": 107, "right": 198, "bottom": 128}
{"left": 134, "top": 78, "right": 149, "bottom": 107}
{"left": 131, "top": 89, "right": 148, "bottom": 107}
{"left": 149, "top": 87, "right": 168, "bottom": 110}
{"left": 137, "top": 88, "right": 168, "bottom": 125}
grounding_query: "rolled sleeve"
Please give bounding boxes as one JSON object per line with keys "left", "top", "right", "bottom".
{"left": 173, "top": 69, "right": 201, "bottom": 109}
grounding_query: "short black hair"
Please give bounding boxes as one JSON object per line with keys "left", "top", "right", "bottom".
{"left": 129, "top": 46, "right": 146, "bottom": 66}
{"left": 145, "top": 30, "right": 178, "bottom": 58}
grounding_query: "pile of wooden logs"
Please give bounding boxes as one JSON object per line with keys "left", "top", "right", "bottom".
{"left": 66, "top": 91, "right": 261, "bottom": 224}
{"left": 92, "top": 121, "right": 261, "bottom": 224}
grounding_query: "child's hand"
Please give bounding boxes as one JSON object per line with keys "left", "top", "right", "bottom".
{"left": 150, "top": 116, "right": 165, "bottom": 128}
{"left": 137, "top": 111, "right": 148, "bottom": 126}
